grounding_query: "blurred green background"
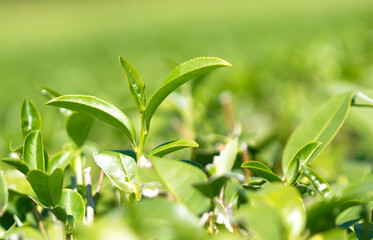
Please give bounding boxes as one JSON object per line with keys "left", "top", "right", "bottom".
{"left": 1, "top": 0, "right": 373, "bottom": 182}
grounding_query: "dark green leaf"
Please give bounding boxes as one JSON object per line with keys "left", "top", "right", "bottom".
{"left": 282, "top": 92, "right": 355, "bottom": 174}
{"left": 149, "top": 139, "right": 199, "bottom": 157}
{"left": 241, "top": 161, "right": 283, "bottom": 183}
{"left": 145, "top": 57, "right": 231, "bottom": 128}
{"left": 0, "top": 171, "right": 8, "bottom": 217}
{"left": 59, "top": 189, "right": 85, "bottom": 225}
{"left": 302, "top": 165, "right": 332, "bottom": 200}
{"left": 285, "top": 142, "right": 322, "bottom": 184}
{"left": 47, "top": 151, "right": 71, "bottom": 173}
{"left": 354, "top": 223, "right": 373, "bottom": 240}
{"left": 46, "top": 95, "right": 136, "bottom": 144}
{"left": 120, "top": 57, "right": 146, "bottom": 111}
{"left": 66, "top": 112, "right": 94, "bottom": 147}
{"left": 49, "top": 206, "right": 67, "bottom": 222}
{"left": 23, "top": 130, "right": 44, "bottom": 171}
{"left": 21, "top": 98, "right": 41, "bottom": 138}
{"left": 1, "top": 158, "right": 30, "bottom": 175}
{"left": 27, "top": 168, "right": 63, "bottom": 207}
{"left": 94, "top": 151, "right": 139, "bottom": 197}
{"left": 147, "top": 155, "right": 210, "bottom": 214}
{"left": 193, "top": 175, "right": 230, "bottom": 198}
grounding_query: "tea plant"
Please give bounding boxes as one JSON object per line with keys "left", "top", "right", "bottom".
{"left": 1, "top": 56, "right": 373, "bottom": 240}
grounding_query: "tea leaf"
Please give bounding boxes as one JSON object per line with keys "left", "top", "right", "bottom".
{"left": 285, "top": 142, "right": 322, "bottom": 184}
{"left": 59, "top": 189, "right": 85, "bottom": 225}
{"left": 46, "top": 95, "right": 136, "bottom": 144}
{"left": 94, "top": 151, "right": 138, "bottom": 196}
{"left": 0, "top": 171, "right": 8, "bottom": 217}
{"left": 282, "top": 92, "right": 355, "bottom": 174}
{"left": 1, "top": 158, "right": 30, "bottom": 175}
{"left": 241, "top": 161, "right": 283, "bottom": 183}
{"left": 302, "top": 165, "right": 332, "bottom": 200}
{"left": 120, "top": 57, "right": 146, "bottom": 111}
{"left": 66, "top": 112, "right": 94, "bottom": 147}
{"left": 147, "top": 155, "right": 210, "bottom": 214}
{"left": 213, "top": 138, "right": 238, "bottom": 176}
{"left": 149, "top": 139, "right": 199, "bottom": 157}
{"left": 47, "top": 151, "right": 71, "bottom": 173}
{"left": 23, "top": 130, "right": 44, "bottom": 171}
{"left": 21, "top": 98, "right": 41, "bottom": 138}
{"left": 27, "top": 168, "right": 63, "bottom": 207}
{"left": 145, "top": 57, "right": 231, "bottom": 128}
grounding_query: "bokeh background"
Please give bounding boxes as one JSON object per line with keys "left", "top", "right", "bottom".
{"left": 1, "top": 0, "right": 373, "bottom": 182}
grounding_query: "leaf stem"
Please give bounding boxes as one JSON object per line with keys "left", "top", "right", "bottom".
{"left": 31, "top": 203, "right": 48, "bottom": 239}
{"left": 83, "top": 167, "right": 94, "bottom": 225}
{"left": 136, "top": 111, "right": 148, "bottom": 161}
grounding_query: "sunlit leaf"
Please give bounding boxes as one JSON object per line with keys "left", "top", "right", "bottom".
{"left": 302, "top": 165, "right": 332, "bottom": 200}
{"left": 27, "top": 168, "right": 63, "bottom": 207}
{"left": 66, "top": 112, "right": 94, "bottom": 147}
{"left": 120, "top": 57, "right": 146, "bottom": 111}
{"left": 1, "top": 158, "right": 29, "bottom": 175}
{"left": 212, "top": 138, "right": 238, "bottom": 176}
{"left": 0, "top": 171, "right": 8, "bottom": 217}
{"left": 46, "top": 95, "right": 136, "bottom": 144}
{"left": 282, "top": 92, "right": 355, "bottom": 174}
{"left": 23, "top": 130, "right": 44, "bottom": 171}
{"left": 309, "top": 228, "right": 347, "bottom": 240}
{"left": 285, "top": 142, "right": 322, "bottom": 184}
{"left": 241, "top": 161, "right": 283, "bottom": 183}
{"left": 94, "top": 151, "right": 138, "bottom": 197}
{"left": 149, "top": 139, "right": 199, "bottom": 157}
{"left": 21, "top": 98, "right": 41, "bottom": 138}
{"left": 147, "top": 155, "right": 210, "bottom": 214}
{"left": 59, "top": 189, "right": 85, "bottom": 225}
{"left": 145, "top": 57, "right": 231, "bottom": 128}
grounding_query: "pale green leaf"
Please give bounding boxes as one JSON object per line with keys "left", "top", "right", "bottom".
{"left": 94, "top": 151, "right": 138, "bottom": 196}
{"left": 120, "top": 57, "right": 146, "bottom": 111}
{"left": 282, "top": 92, "right": 355, "bottom": 174}
{"left": 0, "top": 171, "right": 8, "bottom": 217}
{"left": 59, "top": 189, "right": 85, "bottom": 225}
{"left": 149, "top": 139, "right": 199, "bottom": 157}
{"left": 147, "top": 155, "right": 210, "bottom": 214}
{"left": 145, "top": 57, "right": 231, "bottom": 128}
{"left": 46, "top": 95, "right": 136, "bottom": 144}
{"left": 213, "top": 138, "right": 238, "bottom": 176}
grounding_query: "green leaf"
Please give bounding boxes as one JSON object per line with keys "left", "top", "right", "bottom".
{"left": 9, "top": 142, "right": 23, "bottom": 156}
{"left": 1, "top": 158, "right": 30, "bottom": 175}
{"left": 0, "top": 171, "right": 8, "bottom": 217}
{"left": 285, "top": 142, "right": 322, "bottom": 184}
{"left": 23, "top": 130, "right": 44, "bottom": 171}
{"left": 59, "top": 189, "right": 85, "bottom": 225}
{"left": 94, "top": 151, "right": 138, "bottom": 196}
{"left": 21, "top": 98, "right": 42, "bottom": 138}
{"left": 47, "top": 151, "right": 71, "bottom": 173}
{"left": 309, "top": 228, "right": 347, "bottom": 240}
{"left": 49, "top": 206, "right": 67, "bottom": 223}
{"left": 27, "top": 168, "right": 63, "bottom": 207}
{"left": 354, "top": 223, "right": 373, "bottom": 240}
{"left": 193, "top": 175, "right": 230, "bottom": 199}
{"left": 66, "top": 112, "right": 94, "bottom": 147}
{"left": 145, "top": 57, "right": 231, "bottom": 128}
{"left": 147, "top": 155, "right": 210, "bottom": 214}
{"left": 40, "top": 85, "right": 61, "bottom": 100}
{"left": 341, "top": 175, "right": 373, "bottom": 200}
{"left": 237, "top": 184, "right": 306, "bottom": 240}
{"left": 282, "top": 91, "right": 355, "bottom": 174}
{"left": 302, "top": 165, "right": 332, "bottom": 200}
{"left": 212, "top": 138, "right": 238, "bottom": 176}
{"left": 120, "top": 57, "right": 146, "bottom": 111}
{"left": 46, "top": 95, "right": 136, "bottom": 144}
{"left": 149, "top": 139, "right": 199, "bottom": 157}
{"left": 241, "top": 161, "right": 283, "bottom": 183}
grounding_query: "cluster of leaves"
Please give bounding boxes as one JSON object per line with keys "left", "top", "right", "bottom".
{"left": 1, "top": 56, "right": 373, "bottom": 240}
